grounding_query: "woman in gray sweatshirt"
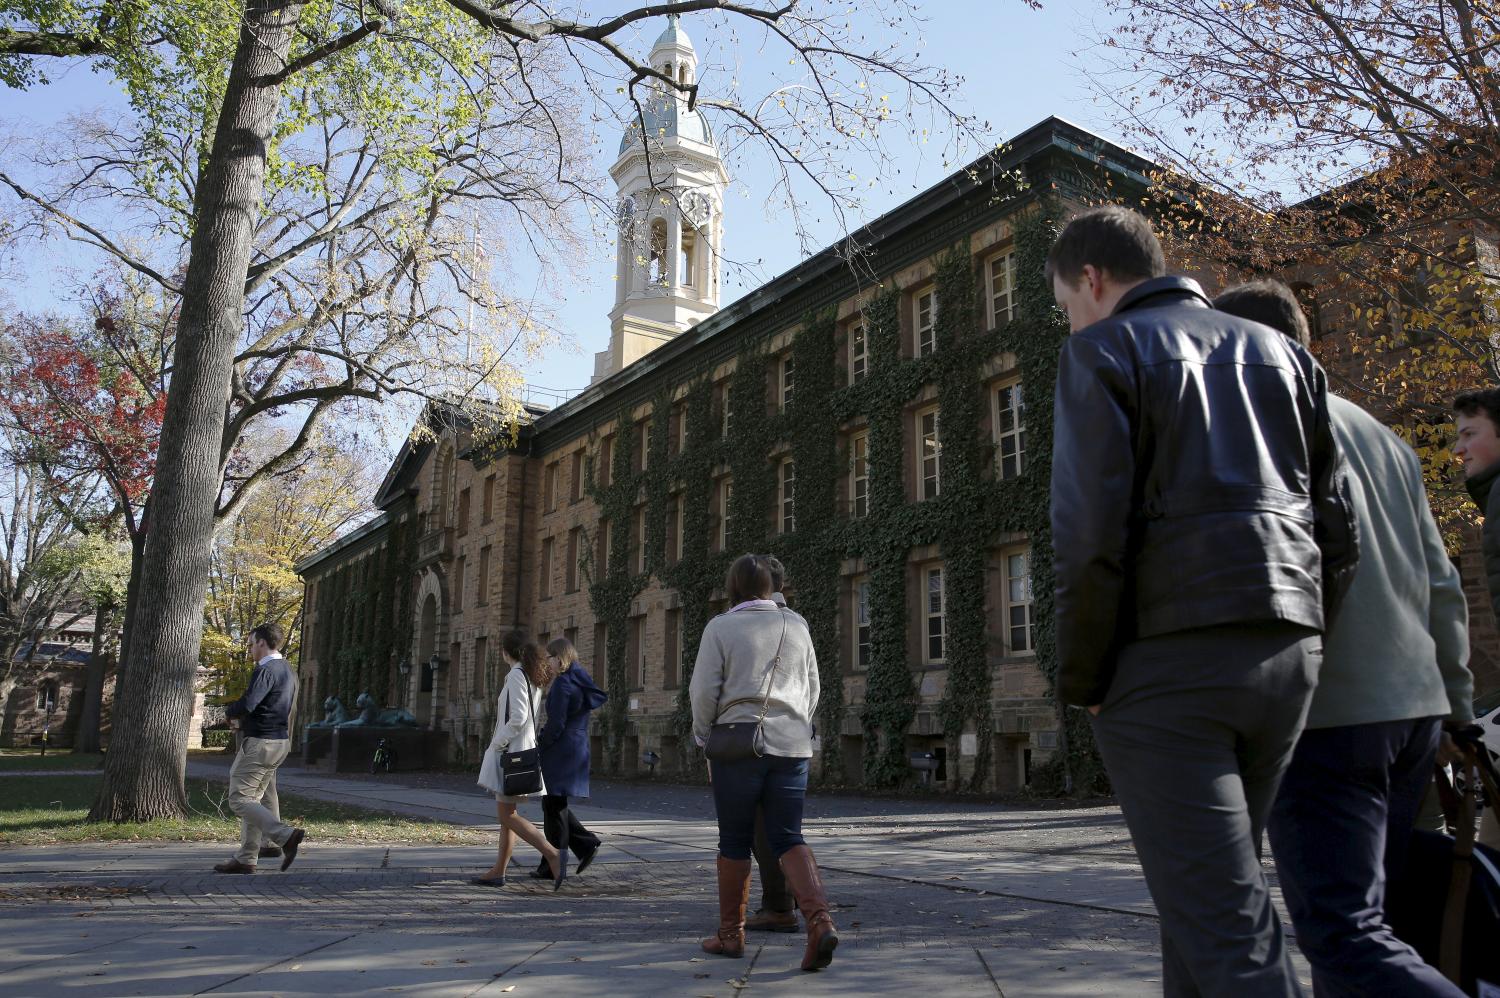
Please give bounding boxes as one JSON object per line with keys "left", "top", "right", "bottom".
{"left": 689, "top": 554, "right": 838, "bottom": 973}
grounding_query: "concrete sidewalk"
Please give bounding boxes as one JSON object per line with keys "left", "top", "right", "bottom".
{"left": 0, "top": 765, "right": 1308, "bottom": 996}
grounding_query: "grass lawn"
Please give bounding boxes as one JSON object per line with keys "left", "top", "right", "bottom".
{"left": 0, "top": 773, "right": 490, "bottom": 847}
{"left": 0, "top": 749, "right": 108, "bottom": 772}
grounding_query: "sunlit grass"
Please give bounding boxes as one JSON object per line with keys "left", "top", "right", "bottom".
{"left": 0, "top": 774, "right": 490, "bottom": 846}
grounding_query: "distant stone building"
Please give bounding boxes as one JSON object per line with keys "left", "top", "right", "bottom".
{"left": 295, "top": 21, "right": 1499, "bottom": 792}
{"left": 2, "top": 615, "right": 109, "bottom": 749}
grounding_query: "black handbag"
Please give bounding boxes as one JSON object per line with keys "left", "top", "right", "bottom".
{"left": 501, "top": 672, "right": 543, "bottom": 797}
{"left": 706, "top": 610, "right": 789, "bottom": 764}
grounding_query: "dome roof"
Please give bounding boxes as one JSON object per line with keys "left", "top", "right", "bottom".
{"left": 619, "top": 97, "right": 716, "bottom": 154}
{"left": 653, "top": 14, "right": 692, "bottom": 50}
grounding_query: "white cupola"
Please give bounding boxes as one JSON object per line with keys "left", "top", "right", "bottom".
{"left": 593, "top": 14, "right": 729, "bottom": 384}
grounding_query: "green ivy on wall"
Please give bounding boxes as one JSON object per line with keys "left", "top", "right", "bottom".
{"left": 579, "top": 201, "right": 1103, "bottom": 793}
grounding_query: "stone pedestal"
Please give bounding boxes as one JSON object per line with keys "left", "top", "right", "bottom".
{"left": 305, "top": 726, "right": 449, "bottom": 773}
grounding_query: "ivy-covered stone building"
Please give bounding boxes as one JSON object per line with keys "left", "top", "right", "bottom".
{"left": 295, "top": 27, "right": 1499, "bottom": 793}
{"left": 295, "top": 80, "right": 1149, "bottom": 792}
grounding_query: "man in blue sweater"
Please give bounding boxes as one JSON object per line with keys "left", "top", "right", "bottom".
{"left": 1216, "top": 281, "right": 1472, "bottom": 997}
{"left": 214, "top": 623, "right": 306, "bottom": 874}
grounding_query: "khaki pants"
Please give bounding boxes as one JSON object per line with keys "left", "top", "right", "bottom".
{"left": 229, "top": 736, "right": 293, "bottom": 865}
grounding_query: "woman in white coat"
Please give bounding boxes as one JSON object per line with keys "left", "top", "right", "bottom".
{"left": 473, "top": 629, "right": 567, "bottom": 889}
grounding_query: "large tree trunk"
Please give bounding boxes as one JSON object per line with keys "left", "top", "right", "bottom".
{"left": 89, "top": 0, "right": 306, "bottom": 822}
{"left": 74, "top": 605, "right": 113, "bottom": 754}
{"left": 114, "top": 525, "right": 147, "bottom": 695}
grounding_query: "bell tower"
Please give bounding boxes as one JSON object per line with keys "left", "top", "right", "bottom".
{"left": 593, "top": 15, "right": 728, "bottom": 383}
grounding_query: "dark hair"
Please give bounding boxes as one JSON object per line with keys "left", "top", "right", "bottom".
{"left": 1454, "top": 389, "right": 1500, "bottom": 431}
{"left": 762, "top": 554, "right": 786, "bottom": 592}
{"left": 501, "top": 628, "right": 529, "bottom": 663}
{"left": 1044, "top": 205, "right": 1166, "bottom": 288}
{"left": 250, "top": 622, "right": 284, "bottom": 651}
{"left": 1214, "top": 280, "right": 1310, "bottom": 348}
{"left": 519, "top": 641, "right": 553, "bottom": 688}
{"left": 545, "top": 637, "right": 579, "bottom": 667}
{"left": 725, "top": 554, "right": 773, "bottom": 606}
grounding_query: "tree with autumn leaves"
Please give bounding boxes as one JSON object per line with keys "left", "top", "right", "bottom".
{"left": 1090, "top": 0, "right": 1500, "bottom": 528}
{"left": 1, "top": 1, "right": 977, "bottom": 820}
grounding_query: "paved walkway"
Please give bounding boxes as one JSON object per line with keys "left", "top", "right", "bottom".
{"left": 0, "top": 763, "right": 1310, "bottom": 996}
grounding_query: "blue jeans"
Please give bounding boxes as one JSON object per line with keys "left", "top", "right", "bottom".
{"left": 710, "top": 754, "right": 809, "bottom": 861}
{"left": 1267, "top": 716, "right": 1462, "bottom": 998}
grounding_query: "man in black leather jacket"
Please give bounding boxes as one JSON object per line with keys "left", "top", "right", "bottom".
{"left": 1048, "top": 206, "right": 1358, "bottom": 998}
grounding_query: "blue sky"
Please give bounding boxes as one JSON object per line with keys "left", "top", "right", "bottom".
{"left": 1, "top": 1, "right": 1118, "bottom": 412}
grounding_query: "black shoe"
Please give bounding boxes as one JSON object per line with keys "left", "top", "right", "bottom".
{"left": 529, "top": 866, "right": 551, "bottom": 880}
{"left": 258, "top": 845, "right": 283, "bottom": 859}
{"left": 213, "top": 860, "right": 256, "bottom": 874}
{"left": 279, "top": 828, "right": 305, "bottom": 871}
{"left": 552, "top": 848, "right": 569, "bottom": 892}
{"left": 574, "top": 845, "right": 599, "bottom": 875}
{"left": 470, "top": 875, "right": 506, "bottom": 887}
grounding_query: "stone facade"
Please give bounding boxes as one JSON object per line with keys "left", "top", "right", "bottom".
{"left": 295, "top": 114, "right": 1500, "bottom": 793}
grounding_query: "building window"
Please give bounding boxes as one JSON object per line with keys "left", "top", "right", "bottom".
{"left": 457, "top": 487, "right": 471, "bottom": 536}
{"left": 593, "top": 621, "right": 608, "bottom": 670}
{"left": 484, "top": 474, "right": 497, "bottom": 524}
{"left": 987, "top": 251, "right": 1016, "bottom": 326}
{"left": 627, "top": 615, "right": 645, "bottom": 689}
{"left": 477, "top": 545, "right": 491, "bottom": 606}
{"left": 918, "top": 406, "right": 942, "bottom": 500}
{"left": 649, "top": 218, "right": 669, "bottom": 285}
{"left": 599, "top": 436, "right": 613, "bottom": 488}
{"left": 780, "top": 355, "right": 795, "bottom": 410}
{"left": 569, "top": 451, "right": 583, "bottom": 503}
{"left": 993, "top": 381, "right": 1025, "bottom": 480}
{"left": 674, "top": 405, "right": 688, "bottom": 455}
{"left": 1291, "top": 282, "right": 1324, "bottom": 340}
{"left": 37, "top": 680, "right": 58, "bottom": 713}
{"left": 664, "top": 608, "right": 682, "bottom": 689}
{"left": 925, "top": 565, "right": 947, "bottom": 664}
{"left": 634, "top": 421, "right": 648, "bottom": 474}
{"left": 720, "top": 382, "right": 733, "bottom": 440}
{"left": 848, "top": 322, "right": 867, "bottom": 384}
{"left": 850, "top": 431, "right": 869, "bottom": 518}
{"left": 1006, "top": 550, "right": 1034, "bottom": 654}
{"left": 853, "top": 576, "right": 871, "bottom": 671}
{"left": 566, "top": 528, "right": 581, "bottom": 592}
{"left": 598, "top": 519, "right": 612, "bottom": 576}
{"left": 779, "top": 458, "right": 796, "bottom": 534}
{"left": 718, "top": 478, "right": 734, "bottom": 552}
{"left": 666, "top": 494, "right": 682, "bottom": 565}
{"left": 915, "top": 288, "right": 937, "bottom": 357}
{"left": 544, "top": 463, "right": 558, "bottom": 512}
{"left": 454, "top": 555, "right": 466, "bottom": 612}
{"left": 681, "top": 227, "right": 696, "bottom": 287}
{"left": 539, "top": 537, "right": 554, "bottom": 599}
{"left": 633, "top": 506, "right": 646, "bottom": 575}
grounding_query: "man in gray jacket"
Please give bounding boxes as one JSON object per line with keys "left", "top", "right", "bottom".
{"left": 1217, "top": 281, "right": 1472, "bottom": 997}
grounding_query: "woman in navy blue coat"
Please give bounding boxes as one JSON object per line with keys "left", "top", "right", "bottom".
{"left": 532, "top": 637, "right": 608, "bottom": 876}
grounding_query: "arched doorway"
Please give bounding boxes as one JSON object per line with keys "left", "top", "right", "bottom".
{"left": 416, "top": 593, "right": 438, "bottom": 723}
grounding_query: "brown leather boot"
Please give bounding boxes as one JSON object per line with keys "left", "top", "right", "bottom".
{"left": 700, "top": 855, "right": 752, "bottom": 958}
{"left": 744, "top": 907, "right": 799, "bottom": 933}
{"left": 778, "top": 845, "right": 838, "bottom": 971}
